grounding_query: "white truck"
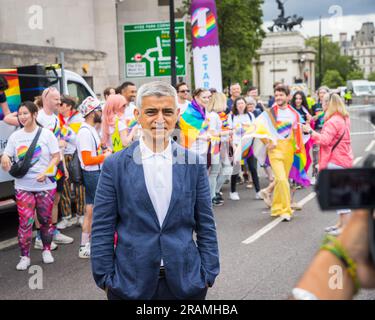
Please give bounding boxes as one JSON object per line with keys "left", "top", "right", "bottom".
{"left": 0, "top": 65, "right": 97, "bottom": 211}
{"left": 346, "top": 80, "right": 371, "bottom": 96}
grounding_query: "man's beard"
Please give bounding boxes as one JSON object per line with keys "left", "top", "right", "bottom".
{"left": 94, "top": 114, "right": 102, "bottom": 124}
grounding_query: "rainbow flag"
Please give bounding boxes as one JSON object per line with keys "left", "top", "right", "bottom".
{"left": 126, "top": 118, "right": 138, "bottom": 129}
{"left": 0, "top": 69, "right": 21, "bottom": 120}
{"left": 210, "top": 136, "right": 221, "bottom": 155}
{"left": 60, "top": 125, "right": 74, "bottom": 142}
{"left": 219, "top": 112, "right": 229, "bottom": 131}
{"left": 45, "top": 165, "right": 63, "bottom": 182}
{"left": 289, "top": 125, "right": 310, "bottom": 187}
{"left": 69, "top": 122, "right": 81, "bottom": 134}
{"left": 179, "top": 100, "right": 208, "bottom": 149}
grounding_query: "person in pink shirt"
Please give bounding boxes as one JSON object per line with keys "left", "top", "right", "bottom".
{"left": 303, "top": 93, "right": 353, "bottom": 236}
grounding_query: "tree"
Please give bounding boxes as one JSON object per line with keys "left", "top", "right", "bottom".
{"left": 180, "top": 0, "right": 265, "bottom": 90}
{"left": 322, "top": 69, "right": 345, "bottom": 88}
{"left": 347, "top": 69, "right": 364, "bottom": 80}
{"left": 367, "top": 72, "right": 375, "bottom": 82}
{"left": 306, "top": 37, "right": 361, "bottom": 86}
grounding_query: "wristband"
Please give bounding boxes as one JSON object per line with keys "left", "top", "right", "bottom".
{"left": 0, "top": 92, "right": 6, "bottom": 103}
{"left": 321, "top": 235, "right": 360, "bottom": 294}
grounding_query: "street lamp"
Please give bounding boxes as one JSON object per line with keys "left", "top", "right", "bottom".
{"left": 169, "top": 0, "right": 177, "bottom": 87}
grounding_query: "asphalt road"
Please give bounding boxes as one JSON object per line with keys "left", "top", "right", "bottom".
{"left": 0, "top": 107, "right": 374, "bottom": 300}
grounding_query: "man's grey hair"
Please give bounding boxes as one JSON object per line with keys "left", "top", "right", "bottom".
{"left": 245, "top": 96, "right": 256, "bottom": 105}
{"left": 136, "top": 81, "right": 178, "bottom": 110}
{"left": 318, "top": 86, "right": 330, "bottom": 94}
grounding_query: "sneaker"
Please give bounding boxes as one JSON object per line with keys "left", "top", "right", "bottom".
{"left": 16, "top": 256, "right": 31, "bottom": 271}
{"left": 260, "top": 189, "right": 272, "bottom": 208}
{"left": 69, "top": 216, "right": 78, "bottom": 225}
{"left": 53, "top": 231, "right": 74, "bottom": 244}
{"left": 212, "top": 197, "right": 224, "bottom": 207}
{"left": 229, "top": 192, "right": 240, "bottom": 201}
{"left": 246, "top": 183, "right": 253, "bottom": 189}
{"left": 78, "top": 243, "right": 91, "bottom": 259}
{"left": 281, "top": 214, "right": 292, "bottom": 222}
{"left": 56, "top": 217, "right": 72, "bottom": 230}
{"left": 255, "top": 192, "right": 263, "bottom": 200}
{"left": 310, "top": 176, "right": 316, "bottom": 185}
{"left": 291, "top": 202, "right": 302, "bottom": 211}
{"left": 42, "top": 250, "right": 54, "bottom": 264}
{"left": 215, "top": 193, "right": 224, "bottom": 203}
{"left": 327, "top": 228, "right": 342, "bottom": 236}
{"left": 34, "top": 238, "right": 58, "bottom": 251}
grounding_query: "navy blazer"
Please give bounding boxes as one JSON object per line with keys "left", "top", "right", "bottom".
{"left": 91, "top": 140, "right": 220, "bottom": 299}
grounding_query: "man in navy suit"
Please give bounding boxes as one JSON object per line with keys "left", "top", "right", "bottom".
{"left": 91, "top": 81, "right": 220, "bottom": 300}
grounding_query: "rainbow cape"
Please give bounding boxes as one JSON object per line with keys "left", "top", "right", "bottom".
{"left": 235, "top": 105, "right": 310, "bottom": 187}
{"left": 179, "top": 99, "right": 208, "bottom": 149}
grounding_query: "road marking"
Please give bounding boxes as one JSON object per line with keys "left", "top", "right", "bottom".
{"left": 297, "top": 192, "right": 316, "bottom": 207}
{"left": 353, "top": 156, "right": 363, "bottom": 165}
{"left": 0, "top": 231, "right": 36, "bottom": 251}
{"left": 365, "top": 140, "right": 375, "bottom": 152}
{"left": 242, "top": 192, "right": 317, "bottom": 245}
{"left": 242, "top": 217, "right": 283, "bottom": 245}
{"left": 351, "top": 131, "right": 375, "bottom": 136}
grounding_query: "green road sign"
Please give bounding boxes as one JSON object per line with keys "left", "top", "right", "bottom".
{"left": 124, "top": 21, "right": 186, "bottom": 78}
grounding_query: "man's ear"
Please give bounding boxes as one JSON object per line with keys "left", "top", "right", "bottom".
{"left": 133, "top": 108, "right": 140, "bottom": 120}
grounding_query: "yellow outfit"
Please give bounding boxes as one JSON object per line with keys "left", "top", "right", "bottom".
{"left": 268, "top": 139, "right": 294, "bottom": 217}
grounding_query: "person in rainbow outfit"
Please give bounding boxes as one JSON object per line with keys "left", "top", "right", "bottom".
{"left": 236, "top": 85, "right": 309, "bottom": 221}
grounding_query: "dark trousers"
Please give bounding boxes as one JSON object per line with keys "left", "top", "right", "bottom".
{"left": 231, "top": 155, "right": 260, "bottom": 193}
{"left": 107, "top": 275, "right": 208, "bottom": 300}
{"left": 246, "top": 156, "right": 260, "bottom": 192}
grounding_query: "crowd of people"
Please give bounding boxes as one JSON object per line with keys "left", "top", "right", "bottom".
{"left": 0, "top": 77, "right": 354, "bottom": 274}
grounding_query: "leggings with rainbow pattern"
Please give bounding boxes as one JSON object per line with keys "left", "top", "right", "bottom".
{"left": 15, "top": 189, "right": 56, "bottom": 257}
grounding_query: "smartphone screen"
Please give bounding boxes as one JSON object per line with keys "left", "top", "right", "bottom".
{"left": 316, "top": 168, "right": 375, "bottom": 210}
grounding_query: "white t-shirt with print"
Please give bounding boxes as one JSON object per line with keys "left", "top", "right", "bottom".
{"left": 228, "top": 113, "right": 254, "bottom": 145}
{"left": 207, "top": 111, "right": 222, "bottom": 135}
{"left": 276, "top": 107, "right": 298, "bottom": 140}
{"left": 37, "top": 109, "right": 60, "bottom": 137}
{"left": 123, "top": 102, "right": 137, "bottom": 120}
{"left": 76, "top": 122, "right": 102, "bottom": 171}
{"left": 3, "top": 127, "right": 60, "bottom": 191}
{"left": 177, "top": 100, "right": 190, "bottom": 116}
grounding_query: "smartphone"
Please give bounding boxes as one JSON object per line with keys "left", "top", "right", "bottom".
{"left": 316, "top": 168, "right": 375, "bottom": 211}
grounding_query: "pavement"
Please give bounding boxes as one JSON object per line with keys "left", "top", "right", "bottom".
{"left": 0, "top": 106, "right": 374, "bottom": 300}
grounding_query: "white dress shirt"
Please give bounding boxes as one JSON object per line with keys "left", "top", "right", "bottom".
{"left": 140, "top": 137, "right": 173, "bottom": 227}
{"left": 140, "top": 138, "right": 173, "bottom": 266}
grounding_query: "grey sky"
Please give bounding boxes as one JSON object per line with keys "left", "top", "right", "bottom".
{"left": 262, "top": 0, "right": 375, "bottom": 22}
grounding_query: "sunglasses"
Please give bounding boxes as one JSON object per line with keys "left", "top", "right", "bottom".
{"left": 178, "top": 90, "right": 190, "bottom": 93}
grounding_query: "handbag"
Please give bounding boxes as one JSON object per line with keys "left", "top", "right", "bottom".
{"left": 9, "top": 127, "right": 42, "bottom": 179}
{"left": 67, "top": 150, "right": 83, "bottom": 185}
{"left": 331, "top": 118, "right": 347, "bottom": 153}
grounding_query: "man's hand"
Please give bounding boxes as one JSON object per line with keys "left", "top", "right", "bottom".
{"left": 339, "top": 210, "right": 375, "bottom": 289}
{"left": 59, "top": 140, "right": 67, "bottom": 149}
{"left": 267, "top": 142, "right": 276, "bottom": 151}
{"left": 302, "top": 124, "right": 312, "bottom": 134}
{"left": 36, "top": 173, "right": 46, "bottom": 182}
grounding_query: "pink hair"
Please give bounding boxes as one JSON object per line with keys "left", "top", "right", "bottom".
{"left": 101, "top": 94, "right": 127, "bottom": 145}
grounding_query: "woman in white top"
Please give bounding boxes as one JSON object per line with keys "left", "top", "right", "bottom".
{"left": 228, "top": 97, "right": 261, "bottom": 201}
{"left": 1, "top": 101, "right": 60, "bottom": 270}
{"left": 207, "top": 92, "right": 229, "bottom": 206}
